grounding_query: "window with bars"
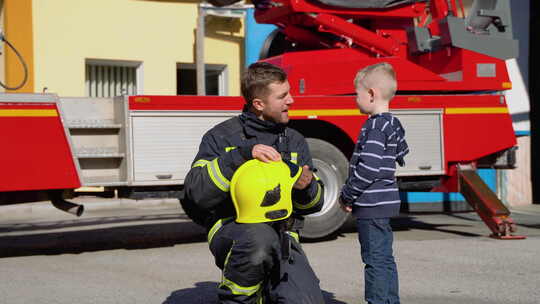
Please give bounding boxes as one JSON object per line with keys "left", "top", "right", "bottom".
{"left": 85, "top": 60, "right": 141, "bottom": 97}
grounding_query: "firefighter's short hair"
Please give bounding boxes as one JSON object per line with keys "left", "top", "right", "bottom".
{"left": 241, "top": 62, "right": 287, "bottom": 105}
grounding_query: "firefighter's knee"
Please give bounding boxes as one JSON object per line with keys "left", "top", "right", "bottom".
{"left": 240, "top": 223, "right": 280, "bottom": 266}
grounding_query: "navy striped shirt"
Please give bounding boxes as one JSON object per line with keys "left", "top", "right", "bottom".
{"left": 340, "top": 113, "right": 409, "bottom": 219}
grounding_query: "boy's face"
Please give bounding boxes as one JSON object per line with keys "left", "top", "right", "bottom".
{"left": 257, "top": 80, "right": 294, "bottom": 124}
{"left": 355, "top": 85, "right": 374, "bottom": 115}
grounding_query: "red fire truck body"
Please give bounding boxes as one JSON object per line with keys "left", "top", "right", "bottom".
{"left": 0, "top": 93, "right": 515, "bottom": 190}
{"left": 0, "top": 0, "right": 523, "bottom": 238}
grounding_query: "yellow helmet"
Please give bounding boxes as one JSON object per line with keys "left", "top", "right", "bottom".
{"left": 230, "top": 159, "right": 302, "bottom": 223}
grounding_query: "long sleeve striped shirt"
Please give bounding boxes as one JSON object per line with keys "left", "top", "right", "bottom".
{"left": 340, "top": 112, "right": 409, "bottom": 219}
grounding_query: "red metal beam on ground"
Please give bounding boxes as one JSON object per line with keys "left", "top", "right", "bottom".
{"left": 458, "top": 165, "right": 525, "bottom": 239}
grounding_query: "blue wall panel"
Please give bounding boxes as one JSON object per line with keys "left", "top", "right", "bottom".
{"left": 245, "top": 8, "right": 277, "bottom": 66}
{"left": 402, "top": 169, "right": 496, "bottom": 204}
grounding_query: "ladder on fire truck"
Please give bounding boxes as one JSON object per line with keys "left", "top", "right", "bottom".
{"left": 236, "top": 0, "right": 528, "bottom": 239}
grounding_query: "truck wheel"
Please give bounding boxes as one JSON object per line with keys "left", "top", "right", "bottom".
{"left": 301, "top": 138, "right": 350, "bottom": 239}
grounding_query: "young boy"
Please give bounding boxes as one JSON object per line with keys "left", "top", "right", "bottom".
{"left": 339, "top": 62, "right": 409, "bottom": 304}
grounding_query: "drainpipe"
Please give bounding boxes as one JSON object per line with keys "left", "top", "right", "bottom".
{"left": 196, "top": 4, "right": 206, "bottom": 96}
{"left": 196, "top": 3, "right": 251, "bottom": 96}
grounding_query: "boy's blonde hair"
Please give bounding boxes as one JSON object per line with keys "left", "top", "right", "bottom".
{"left": 354, "top": 62, "right": 397, "bottom": 101}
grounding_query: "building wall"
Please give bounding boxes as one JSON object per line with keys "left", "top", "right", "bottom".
{"left": 499, "top": 135, "right": 532, "bottom": 206}
{"left": 501, "top": 0, "right": 532, "bottom": 206}
{"left": 29, "top": 0, "right": 243, "bottom": 96}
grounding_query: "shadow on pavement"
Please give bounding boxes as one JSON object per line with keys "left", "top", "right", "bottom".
{"left": 0, "top": 220, "right": 207, "bottom": 258}
{"left": 0, "top": 213, "right": 191, "bottom": 233}
{"left": 303, "top": 213, "right": 481, "bottom": 243}
{"left": 162, "top": 281, "right": 346, "bottom": 304}
{"left": 389, "top": 216, "right": 480, "bottom": 237}
{"left": 9, "top": 208, "right": 537, "bottom": 258}
{"left": 163, "top": 281, "right": 218, "bottom": 304}
{"left": 517, "top": 223, "right": 540, "bottom": 229}
{"left": 322, "top": 290, "right": 348, "bottom": 304}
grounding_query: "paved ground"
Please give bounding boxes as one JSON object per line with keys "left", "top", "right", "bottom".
{"left": 0, "top": 198, "right": 539, "bottom": 304}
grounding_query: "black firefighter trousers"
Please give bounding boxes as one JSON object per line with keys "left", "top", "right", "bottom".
{"left": 209, "top": 220, "right": 325, "bottom": 304}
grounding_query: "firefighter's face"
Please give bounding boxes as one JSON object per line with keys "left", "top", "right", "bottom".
{"left": 257, "top": 81, "right": 294, "bottom": 124}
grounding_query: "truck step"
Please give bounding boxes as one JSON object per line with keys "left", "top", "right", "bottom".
{"left": 75, "top": 147, "right": 125, "bottom": 159}
{"left": 82, "top": 175, "right": 128, "bottom": 186}
{"left": 67, "top": 119, "right": 122, "bottom": 129}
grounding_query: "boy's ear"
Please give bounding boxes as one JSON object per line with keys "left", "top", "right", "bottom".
{"left": 368, "top": 88, "right": 375, "bottom": 102}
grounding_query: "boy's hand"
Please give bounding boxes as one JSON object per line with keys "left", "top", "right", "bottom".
{"left": 339, "top": 197, "right": 352, "bottom": 213}
{"left": 293, "top": 165, "right": 313, "bottom": 190}
{"left": 252, "top": 144, "right": 281, "bottom": 163}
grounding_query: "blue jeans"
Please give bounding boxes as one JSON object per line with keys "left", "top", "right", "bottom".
{"left": 357, "top": 218, "right": 400, "bottom": 304}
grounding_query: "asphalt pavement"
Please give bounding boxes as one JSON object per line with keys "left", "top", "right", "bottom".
{"left": 0, "top": 197, "right": 539, "bottom": 304}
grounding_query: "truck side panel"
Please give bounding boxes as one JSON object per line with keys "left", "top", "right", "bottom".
{"left": 0, "top": 99, "right": 80, "bottom": 191}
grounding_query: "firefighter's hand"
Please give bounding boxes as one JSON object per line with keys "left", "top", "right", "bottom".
{"left": 339, "top": 197, "right": 352, "bottom": 213}
{"left": 293, "top": 165, "right": 313, "bottom": 190}
{"left": 252, "top": 144, "right": 281, "bottom": 163}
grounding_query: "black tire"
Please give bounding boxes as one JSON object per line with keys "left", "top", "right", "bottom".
{"left": 301, "top": 138, "right": 350, "bottom": 239}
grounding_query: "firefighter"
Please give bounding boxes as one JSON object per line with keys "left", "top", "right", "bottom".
{"left": 181, "top": 62, "right": 325, "bottom": 303}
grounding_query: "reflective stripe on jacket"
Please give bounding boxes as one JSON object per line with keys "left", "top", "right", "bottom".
{"left": 183, "top": 114, "right": 324, "bottom": 228}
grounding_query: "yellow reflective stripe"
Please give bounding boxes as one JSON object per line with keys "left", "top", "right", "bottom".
{"left": 445, "top": 107, "right": 508, "bottom": 114}
{"left": 294, "top": 183, "right": 322, "bottom": 210}
{"left": 207, "top": 158, "right": 230, "bottom": 192}
{"left": 289, "top": 108, "right": 509, "bottom": 116}
{"left": 220, "top": 243, "right": 262, "bottom": 297}
{"left": 225, "top": 146, "right": 237, "bottom": 152}
{"left": 289, "top": 109, "right": 363, "bottom": 117}
{"left": 290, "top": 152, "right": 298, "bottom": 164}
{"left": 286, "top": 231, "right": 299, "bottom": 243}
{"left": 220, "top": 277, "right": 262, "bottom": 296}
{"left": 219, "top": 241, "right": 264, "bottom": 298}
{"left": 0, "top": 109, "right": 58, "bottom": 117}
{"left": 207, "top": 217, "right": 233, "bottom": 244}
{"left": 313, "top": 172, "right": 321, "bottom": 181}
{"left": 192, "top": 159, "right": 210, "bottom": 168}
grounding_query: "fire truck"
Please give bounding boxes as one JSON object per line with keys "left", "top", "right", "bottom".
{"left": 0, "top": 0, "right": 524, "bottom": 239}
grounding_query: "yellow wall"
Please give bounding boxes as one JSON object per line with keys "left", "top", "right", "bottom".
{"left": 31, "top": 0, "right": 244, "bottom": 96}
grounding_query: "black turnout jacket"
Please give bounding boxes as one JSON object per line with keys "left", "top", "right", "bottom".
{"left": 182, "top": 110, "right": 324, "bottom": 229}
